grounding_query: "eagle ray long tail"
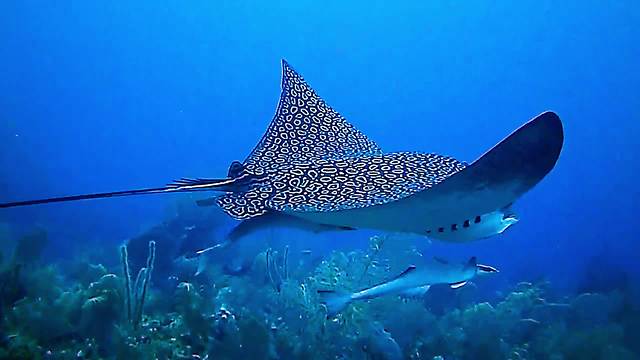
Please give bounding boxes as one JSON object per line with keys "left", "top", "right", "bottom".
{"left": 0, "top": 177, "right": 237, "bottom": 208}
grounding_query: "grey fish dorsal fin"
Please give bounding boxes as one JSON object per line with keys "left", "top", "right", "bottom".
{"left": 392, "top": 265, "right": 417, "bottom": 280}
{"left": 477, "top": 264, "right": 499, "bottom": 274}
{"left": 465, "top": 256, "right": 478, "bottom": 270}
{"left": 243, "top": 60, "right": 382, "bottom": 175}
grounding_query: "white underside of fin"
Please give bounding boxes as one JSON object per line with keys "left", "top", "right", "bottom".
{"left": 288, "top": 178, "right": 522, "bottom": 242}
{"left": 286, "top": 112, "right": 563, "bottom": 242}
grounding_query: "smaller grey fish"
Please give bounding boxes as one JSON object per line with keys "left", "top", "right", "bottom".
{"left": 318, "top": 256, "right": 497, "bottom": 316}
{"left": 172, "top": 213, "right": 351, "bottom": 278}
{"left": 226, "top": 212, "right": 355, "bottom": 242}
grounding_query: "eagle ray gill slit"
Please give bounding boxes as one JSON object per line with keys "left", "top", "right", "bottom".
{"left": 0, "top": 60, "right": 564, "bottom": 243}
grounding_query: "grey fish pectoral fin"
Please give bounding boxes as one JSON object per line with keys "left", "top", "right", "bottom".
{"left": 477, "top": 264, "right": 499, "bottom": 274}
{"left": 450, "top": 281, "right": 468, "bottom": 289}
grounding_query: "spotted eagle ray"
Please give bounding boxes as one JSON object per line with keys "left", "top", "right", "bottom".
{"left": 0, "top": 60, "right": 563, "bottom": 242}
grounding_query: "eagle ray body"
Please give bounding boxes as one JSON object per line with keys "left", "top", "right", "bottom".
{"left": 214, "top": 61, "right": 563, "bottom": 242}
{"left": 286, "top": 110, "right": 563, "bottom": 241}
{"left": 214, "top": 61, "right": 471, "bottom": 221}
{"left": 0, "top": 60, "right": 564, "bottom": 243}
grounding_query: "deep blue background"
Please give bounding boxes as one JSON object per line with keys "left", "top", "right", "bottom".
{"left": 1, "top": 2, "right": 638, "bottom": 295}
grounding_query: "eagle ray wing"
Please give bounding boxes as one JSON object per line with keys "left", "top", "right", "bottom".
{"left": 243, "top": 60, "right": 382, "bottom": 175}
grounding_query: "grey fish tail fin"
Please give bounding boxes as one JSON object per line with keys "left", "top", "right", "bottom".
{"left": 318, "top": 290, "right": 352, "bottom": 317}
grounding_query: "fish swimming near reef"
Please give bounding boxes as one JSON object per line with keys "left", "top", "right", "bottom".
{"left": 0, "top": 60, "right": 563, "bottom": 242}
{"left": 318, "top": 256, "right": 498, "bottom": 316}
{"left": 225, "top": 211, "right": 356, "bottom": 242}
{"left": 170, "top": 212, "right": 351, "bottom": 277}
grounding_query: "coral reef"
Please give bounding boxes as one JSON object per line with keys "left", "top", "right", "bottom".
{"left": 0, "top": 227, "right": 638, "bottom": 359}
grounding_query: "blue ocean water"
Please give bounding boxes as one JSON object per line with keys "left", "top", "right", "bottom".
{"left": 0, "top": 1, "right": 638, "bottom": 359}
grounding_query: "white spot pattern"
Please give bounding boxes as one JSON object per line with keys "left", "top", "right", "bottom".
{"left": 215, "top": 61, "right": 466, "bottom": 220}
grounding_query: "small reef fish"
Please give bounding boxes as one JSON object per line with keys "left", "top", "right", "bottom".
{"left": 319, "top": 256, "right": 498, "bottom": 316}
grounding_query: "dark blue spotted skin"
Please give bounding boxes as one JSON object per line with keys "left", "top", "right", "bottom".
{"left": 268, "top": 152, "right": 464, "bottom": 212}
{"left": 244, "top": 61, "right": 382, "bottom": 172}
{"left": 216, "top": 61, "right": 465, "bottom": 220}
